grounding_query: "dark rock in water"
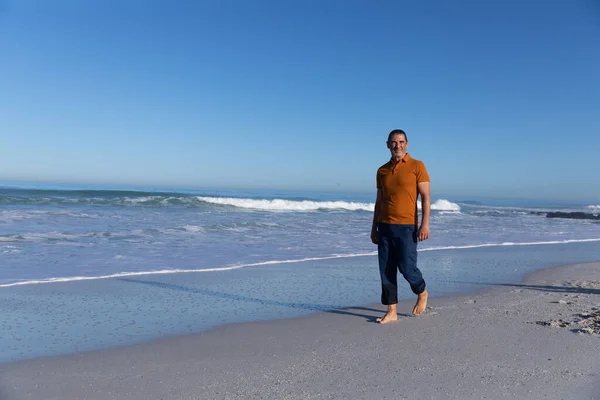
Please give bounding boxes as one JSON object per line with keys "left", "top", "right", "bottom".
{"left": 529, "top": 211, "right": 546, "bottom": 216}
{"left": 546, "top": 212, "right": 600, "bottom": 220}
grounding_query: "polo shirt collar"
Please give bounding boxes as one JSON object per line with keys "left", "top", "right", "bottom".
{"left": 388, "top": 153, "right": 411, "bottom": 166}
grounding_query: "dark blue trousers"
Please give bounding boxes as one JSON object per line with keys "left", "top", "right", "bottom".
{"left": 377, "top": 223, "right": 426, "bottom": 304}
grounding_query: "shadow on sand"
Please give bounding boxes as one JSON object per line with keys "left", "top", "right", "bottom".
{"left": 118, "top": 278, "right": 411, "bottom": 322}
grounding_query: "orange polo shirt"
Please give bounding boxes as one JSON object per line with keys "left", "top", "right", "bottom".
{"left": 376, "top": 153, "right": 430, "bottom": 225}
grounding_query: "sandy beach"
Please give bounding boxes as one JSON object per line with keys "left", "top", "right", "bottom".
{"left": 1, "top": 262, "right": 599, "bottom": 400}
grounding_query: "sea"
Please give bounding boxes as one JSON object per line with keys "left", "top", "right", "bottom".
{"left": 1, "top": 181, "right": 600, "bottom": 362}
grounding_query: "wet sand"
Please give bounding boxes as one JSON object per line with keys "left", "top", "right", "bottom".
{"left": 1, "top": 262, "right": 599, "bottom": 400}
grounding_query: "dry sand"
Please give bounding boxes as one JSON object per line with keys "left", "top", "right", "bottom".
{"left": 1, "top": 262, "right": 599, "bottom": 400}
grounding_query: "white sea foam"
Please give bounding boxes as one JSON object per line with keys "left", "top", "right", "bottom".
{"left": 419, "top": 238, "right": 600, "bottom": 252}
{"left": 0, "top": 252, "right": 377, "bottom": 288}
{"left": 415, "top": 199, "right": 461, "bottom": 211}
{"left": 0, "top": 211, "right": 27, "bottom": 221}
{"left": 196, "top": 197, "right": 461, "bottom": 212}
{"left": 196, "top": 197, "right": 375, "bottom": 211}
{"left": 2, "top": 249, "right": 21, "bottom": 254}
{"left": 124, "top": 196, "right": 161, "bottom": 204}
{"left": 429, "top": 199, "right": 461, "bottom": 211}
{"left": 181, "top": 225, "right": 206, "bottom": 233}
{"left": 2, "top": 237, "right": 599, "bottom": 289}
{"left": 587, "top": 205, "right": 600, "bottom": 211}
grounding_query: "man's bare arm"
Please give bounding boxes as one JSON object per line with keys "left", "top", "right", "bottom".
{"left": 417, "top": 182, "right": 430, "bottom": 241}
{"left": 371, "top": 189, "right": 382, "bottom": 244}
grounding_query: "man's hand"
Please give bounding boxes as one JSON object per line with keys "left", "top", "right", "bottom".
{"left": 371, "top": 230, "right": 378, "bottom": 245}
{"left": 418, "top": 225, "right": 430, "bottom": 241}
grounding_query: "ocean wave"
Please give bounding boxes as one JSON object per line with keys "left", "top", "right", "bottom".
{"left": 0, "top": 193, "right": 370, "bottom": 210}
{"left": 457, "top": 203, "right": 544, "bottom": 214}
{"left": 0, "top": 188, "right": 180, "bottom": 199}
{"left": 0, "top": 252, "right": 378, "bottom": 288}
{"left": 429, "top": 199, "right": 461, "bottom": 211}
{"left": 419, "top": 238, "right": 600, "bottom": 251}
{"left": 1, "top": 245, "right": 22, "bottom": 254}
{"left": 16, "top": 232, "right": 88, "bottom": 242}
{"left": 1, "top": 187, "right": 462, "bottom": 213}
{"left": 0, "top": 221, "right": 285, "bottom": 244}
{"left": 587, "top": 205, "right": 600, "bottom": 211}
{"left": 0, "top": 230, "right": 151, "bottom": 243}
{"left": 0, "top": 235, "right": 25, "bottom": 242}
{"left": 471, "top": 210, "right": 508, "bottom": 216}
{"left": 470, "top": 209, "right": 531, "bottom": 217}
{"left": 196, "top": 197, "right": 375, "bottom": 211}
{"left": 3, "top": 237, "right": 599, "bottom": 288}
{"left": 0, "top": 191, "right": 198, "bottom": 207}
{"left": 180, "top": 225, "right": 206, "bottom": 233}
{"left": 0, "top": 210, "right": 100, "bottom": 222}
{"left": 197, "top": 197, "right": 462, "bottom": 212}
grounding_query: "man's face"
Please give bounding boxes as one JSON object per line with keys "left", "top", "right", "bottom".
{"left": 387, "top": 133, "right": 408, "bottom": 160}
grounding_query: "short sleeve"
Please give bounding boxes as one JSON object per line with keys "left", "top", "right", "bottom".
{"left": 416, "top": 161, "right": 430, "bottom": 183}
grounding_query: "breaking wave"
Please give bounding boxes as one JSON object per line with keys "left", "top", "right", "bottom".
{"left": 196, "top": 197, "right": 374, "bottom": 211}
{"left": 197, "top": 197, "right": 461, "bottom": 212}
{"left": 0, "top": 188, "right": 460, "bottom": 212}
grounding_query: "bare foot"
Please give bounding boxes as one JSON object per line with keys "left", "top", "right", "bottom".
{"left": 413, "top": 290, "right": 428, "bottom": 316}
{"left": 376, "top": 313, "right": 398, "bottom": 324}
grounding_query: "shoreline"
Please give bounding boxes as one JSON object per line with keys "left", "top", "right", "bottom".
{"left": 1, "top": 261, "right": 599, "bottom": 399}
{"left": 4, "top": 238, "right": 600, "bottom": 290}
{"left": 3, "top": 238, "right": 600, "bottom": 365}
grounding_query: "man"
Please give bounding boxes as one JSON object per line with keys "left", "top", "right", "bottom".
{"left": 371, "top": 129, "right": 431, "bottom": 324}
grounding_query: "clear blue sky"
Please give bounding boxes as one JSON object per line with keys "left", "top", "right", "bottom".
{"left": 1, "top": 1, "right": 599, "bottom": 201}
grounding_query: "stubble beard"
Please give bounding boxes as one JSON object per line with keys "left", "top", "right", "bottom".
{"left": 391, "top": 150, "right": 405, "bottom": 160}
